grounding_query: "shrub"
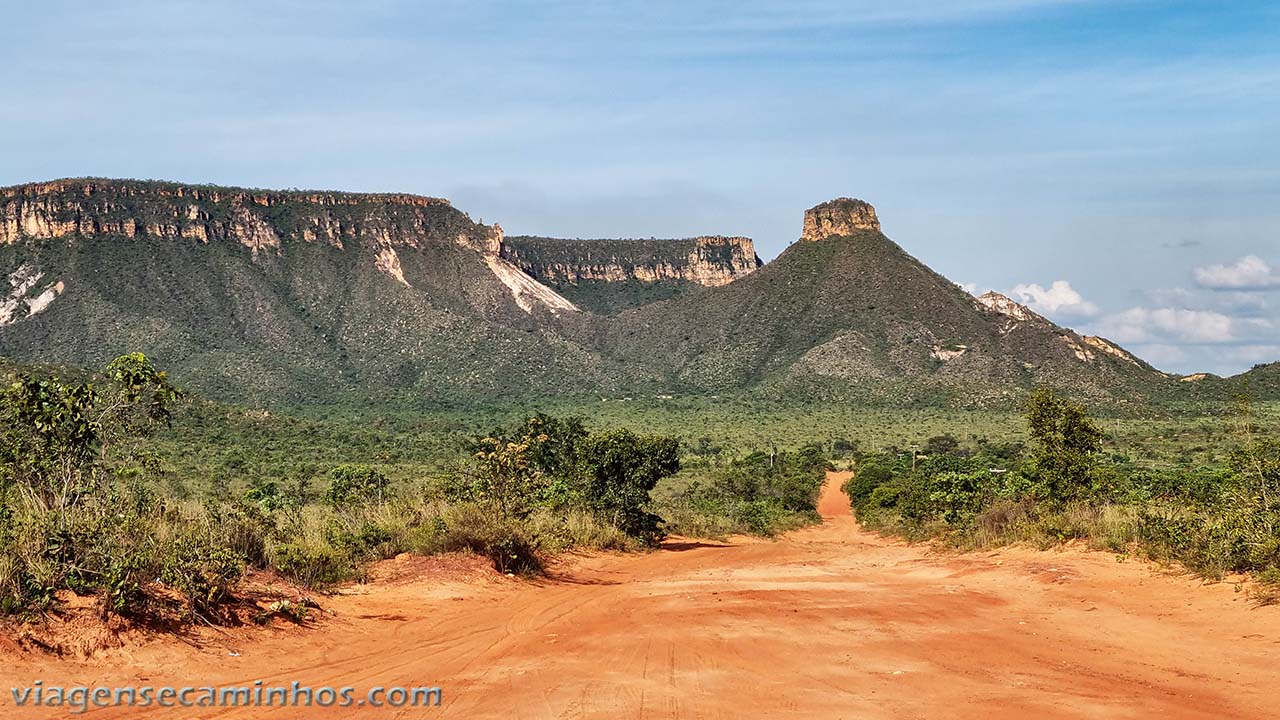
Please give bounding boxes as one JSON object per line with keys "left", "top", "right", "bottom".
{"left": 577, "top": 430, "right": 680, "bottom": 543}
{"left": 437, "top": 503, "right": 542, "bottom": 574}
{"left": 327, "top": 465, "right": 390, "bottom": 507}
{"left": 463, "top": 435, "right": 550, "bottom": 519}
{"left": 844, "top": 464, "right": 892, "bottom": 512}
{"left": 455, "top": 417, "right": 683, "bottom": 544}
{"left": 161, "top": 533, "right": 244, "bottom": 619}
{"left": 272, "top": 542, "right": 355, "bottom": 588}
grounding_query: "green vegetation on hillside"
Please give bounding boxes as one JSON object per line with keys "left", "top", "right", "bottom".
{"left": 9, "top": 178, "right": 1274, "bottom": 412}
{"left": 537, "top": 278, "right": 700, "bottom": 315}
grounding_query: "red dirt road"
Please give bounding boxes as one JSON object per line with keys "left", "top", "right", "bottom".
{"left": 4, "top": 471, "right": 1279, "bottom": 719}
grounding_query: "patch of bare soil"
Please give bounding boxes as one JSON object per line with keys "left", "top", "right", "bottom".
{"left": 2, "top": 472, "right": 1278, "bottom": 719}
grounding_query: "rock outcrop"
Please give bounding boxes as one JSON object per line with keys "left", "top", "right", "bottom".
{"left": 0, "top": 180, "right": 1197, "bottom": 408}
{"left": 976, "top": 291, "right": 1037, "bottom": 323}
{"left": 800, "top": 198, "right": 880, "bottom": 241}
{"left": 0, "top": 178, "right": 501, "bottom": 256}
{"left": 1, "top": 264, "right": 63, "bottom": 326}
{"left": 501, "top": 235, "right": 761, "bottom": 288}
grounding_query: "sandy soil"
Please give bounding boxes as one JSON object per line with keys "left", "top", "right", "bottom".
{"left": 3, "top": 471, "right": 1279, "bottom": 719}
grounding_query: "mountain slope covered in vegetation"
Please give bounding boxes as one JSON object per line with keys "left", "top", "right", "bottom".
{"left": 0, "top": 179, "right": 1256, "bottom": 409}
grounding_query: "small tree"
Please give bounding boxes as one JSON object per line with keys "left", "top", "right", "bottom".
{"left": 1026, "top": 388, "right": 1102, "bottom": 504}
{"left": 923, "top": 434, "right": 961, "bottom": 457}
{"left": 0, "top": 353, "right": 179, "bottom": 518}
{"left": 1230, "top": 393, "right": 1278, "bottom": 511}
{"left": 577, "top": 430, "right": 680, "bottom": 542}
{"left": 467, "top": 435, "right": 549, "bottom": 519}
{"left": 326, "top": 464, "right": 390, "bottom": 507}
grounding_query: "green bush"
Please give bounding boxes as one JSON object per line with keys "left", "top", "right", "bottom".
{"left": 437, "top": 503, "right": 542, "bottom": 574}
{"left": 327, "top": 465, "right": 390, "bottom": 507}
{"left": 161, "top": 533, "right": 244, "bottom": 619}
{"left": 655, "top": 446, "right": 829, "bottom": 538}
{"left": 577, "top": 429, "right": 680, "bottom": 543}
{"left": 456, "top": 416, "right": 682, "bottom": 544}
{"left": 272, "top": 542, "right": 355, "bottom": 588}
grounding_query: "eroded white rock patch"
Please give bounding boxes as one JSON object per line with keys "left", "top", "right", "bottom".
{"left": 484, "top": 257, "right": 579, "bottom": 314}
{"left": 1083, "top": 336, "right": 1140, "bottom": 366}
{"left": 375, "top": 247, "right": 410, "bottom": 287}
{"left": 1, "top": 264, "right": 64, "bottom": 326}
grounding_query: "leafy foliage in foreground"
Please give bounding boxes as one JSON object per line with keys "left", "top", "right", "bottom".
{"left": 0, "top": 371, "right": 710, "bottom": 619}
{"left": 0, "top": 354, "right": 243, "bottom": 619}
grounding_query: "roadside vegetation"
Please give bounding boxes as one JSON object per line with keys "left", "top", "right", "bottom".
{"left": 4, "top": 352, "right": 1274, "bottom": 627}
{"left": 843, "top": 388, "right": 1280, "bottom": 595}
{"left": 652, "top": 445, "right": 829, "bottom": 537}
{"left": 0, "top": 356, "right": 828, "bottom": 625}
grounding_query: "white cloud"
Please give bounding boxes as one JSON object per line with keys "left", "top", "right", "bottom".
{"left": 1009, "top": 280, "right": 1098, "bottom": 317}
{"left": 957, "top": 281, "right": 979, "bottom": 294}
{"left": 1193, "top": 255, "right": 1280, "bottom": 291}
{"left": 1093, "top": 307, "right": 1272, "bottom": 345}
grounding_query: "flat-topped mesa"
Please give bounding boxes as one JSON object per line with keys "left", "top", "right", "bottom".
{"left": 501, "top": 234, "right": 761, "bottom": 287}
{"left": 0, "top": 177, "right": 501, "bottom": 256}
{"left": 801, "top": 198, "right": 880, "bottom": 241}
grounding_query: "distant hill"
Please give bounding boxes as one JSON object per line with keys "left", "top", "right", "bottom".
{"left": 0, "top": 178, "right": 634, "bottom": 406}
{"left": 1174, "top": 362, "right": 1280, "bottom": 404}
{"left": 597, "top": 199, "right": 1166, "bottom": 406}
{"left": 0, "top": 178, "right": 1257, "bottom": 410}
{"left": 1241, "top": 362, "right": 1280, "bottom": 397}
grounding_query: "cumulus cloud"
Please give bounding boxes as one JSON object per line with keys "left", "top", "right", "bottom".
{"left": 1092, "top": 307, "right": 1272, "bottom": 345}
{"left": 1193, "top": 255, "right": 1280, "bottom": 291}
{"left": 1008, "top": 280, "right": 1098, "bottom": 317}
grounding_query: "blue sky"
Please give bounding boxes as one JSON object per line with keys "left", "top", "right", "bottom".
{"left": 3, "top": 0, "right": 1277, "bottom": 375}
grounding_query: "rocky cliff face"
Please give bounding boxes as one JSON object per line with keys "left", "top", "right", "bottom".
{"left": 801, "top": 198, "right": 880, "bottom": 241}
{"left": 0, "top": 180, "right": 1196, "bottom": 408}
{"left": 0, "top": 178, "right": 502, "bottom": 256}
{"left": 501, "top": 235, "right": 761, "bottom": 288}
{"left": 0, "top": 178, "right": 599, "bottom": 406}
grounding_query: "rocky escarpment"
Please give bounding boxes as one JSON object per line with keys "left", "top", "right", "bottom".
{"left": 596, "top": 198, "right": 1175, "bottom": 406}
{"left": 801, "top": 198, "right": 880, "bottom": 241}
{"left": 500, "top": 235, "right": 762, "bottom": 313}
{"left": 0, "top": 178, "right": 600, "bottom": 406}
{"left": 0, "top": 181, "right": 1214, "bottom": 408}
{"left": 0, "top": 178, "right": 581, "bottom": 316}
{"left": 501, "top": 235, "right": 761, "bottom": 287}
{"left": 0, "top": 178, "right": 502, "bottom": 256}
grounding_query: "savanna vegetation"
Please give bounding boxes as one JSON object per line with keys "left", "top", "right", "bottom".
{"left": 0, "top": 356, "right": 829, "bottom": 625}
{"left": 842, "top": 388, "right": 1280, "bottom": 599}
{"left": 3, "top": 348, "right": 1275, "bottom": 627}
